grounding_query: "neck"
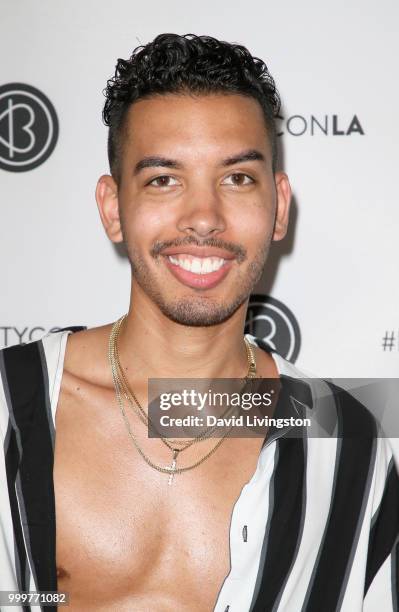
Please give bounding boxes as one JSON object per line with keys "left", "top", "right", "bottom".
{"left": 117, "top": 283, "right": 250, "bottom": 380}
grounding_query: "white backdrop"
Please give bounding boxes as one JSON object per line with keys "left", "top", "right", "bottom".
{"left": 1, "top": 0, "right": 398, "bottom": 379}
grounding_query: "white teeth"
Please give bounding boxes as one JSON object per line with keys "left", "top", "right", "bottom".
{"left": 168, "top": 255, "right": 225, "bottom": 274}
{"left": 202, "top": 259, "right": 213, "bottom": 274}
{"left": 190, "top": 259, "right": 202, "bottom": 273}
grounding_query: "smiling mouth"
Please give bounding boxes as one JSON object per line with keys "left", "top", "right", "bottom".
{"left": 167, "top": 254, "right": 226, "bottom": 274}
{"left": 162, "top": 253, "right": 234, "bottom": 289}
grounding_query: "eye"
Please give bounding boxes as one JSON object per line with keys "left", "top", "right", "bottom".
{"left": 222, "top": 173, "right": 254, "bottom": 186}
{"left": 147, "top": 175, "right": 180, "bottom": 187}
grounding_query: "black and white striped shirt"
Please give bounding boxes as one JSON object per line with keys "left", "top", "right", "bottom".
{"left": 0, "top": 329, "right": 398, "bottom": 612}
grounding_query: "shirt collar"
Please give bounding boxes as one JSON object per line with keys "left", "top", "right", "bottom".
{"left": 249, "top": 336, "right": 314, "bottom": 447}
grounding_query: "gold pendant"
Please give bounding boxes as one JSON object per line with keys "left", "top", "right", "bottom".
{"left": 167, "top": 449, "right": 179, "bottom": 485}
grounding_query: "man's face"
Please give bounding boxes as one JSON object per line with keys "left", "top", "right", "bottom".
{"left": 99, "top": 93, "right": 290, "bottom": 326}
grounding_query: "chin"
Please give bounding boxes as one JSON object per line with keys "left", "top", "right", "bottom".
{"left": 157, "top": 295, "right": 246, "bottom": 327}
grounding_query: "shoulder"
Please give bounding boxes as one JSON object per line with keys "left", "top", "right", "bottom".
{"left": 249, "top": 334, "right": 381, "bottom": 439}
{"left": 252, "top": 338, "right": 399, "bottom": 491}
{"left": 0, "top": 328, "right": 83, "bottom": 438}
{"left": 61, "top": 323, "right": 113, "bottom": 387}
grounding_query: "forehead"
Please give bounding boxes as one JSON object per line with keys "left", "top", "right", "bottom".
{"left": 123, "top": 93, "right": 270, "bottom": 160}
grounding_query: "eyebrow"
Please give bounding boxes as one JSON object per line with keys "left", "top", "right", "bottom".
{"left": 134, "top": 156, "right": 183, "bottom": 175}
{"left": 133, "top": 148, "right": 265, "bottom": 175}
{"left": 221, "top": 149, "right": 265, "bottom": 167}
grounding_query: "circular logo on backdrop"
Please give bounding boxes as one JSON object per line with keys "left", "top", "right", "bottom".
{"left": 245, "top": 294, "right": 301, "bottom": 363}
{"left": 0, "top": 83, "right": 59, "bottom": 172}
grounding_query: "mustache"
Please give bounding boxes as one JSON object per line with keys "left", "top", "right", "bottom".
{"left": 150, "top": 236, "right": 247, "bottom": 263}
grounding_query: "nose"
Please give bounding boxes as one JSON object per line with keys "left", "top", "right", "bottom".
{"left": 176, "top": 185, "right": 227, "bottom": 238}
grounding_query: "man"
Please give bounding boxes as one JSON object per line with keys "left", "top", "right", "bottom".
{"left": 0, "top": 33, "right": 397, "bottom": 612}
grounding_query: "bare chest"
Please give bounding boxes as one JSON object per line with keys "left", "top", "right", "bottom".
{"left": 54, "top": 379, "right": 264, "bottom": 611}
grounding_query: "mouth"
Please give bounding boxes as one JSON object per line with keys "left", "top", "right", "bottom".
{"left": 162, "top": 252, "right": 235, "bottom": 290}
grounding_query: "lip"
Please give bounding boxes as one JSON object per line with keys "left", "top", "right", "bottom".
{"left": 163, "top": 255, "right": 234, "bottom": 290}
{"left": 161, "top": 245, "right": 236, "bottom": 260}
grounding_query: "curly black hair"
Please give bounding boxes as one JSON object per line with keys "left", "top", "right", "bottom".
{"left": 103, "top": 33, "right": 281, "bottom": 182}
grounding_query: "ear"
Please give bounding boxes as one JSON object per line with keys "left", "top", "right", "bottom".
{"left": 95, "top": 174, "right": 123, "bottom": 243}
{"left": 272, "top": 171, "right": 292, "bottom": 241}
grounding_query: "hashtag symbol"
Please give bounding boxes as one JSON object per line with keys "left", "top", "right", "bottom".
{"left": 382, "top": 331, "right": 396, "bottom": 351}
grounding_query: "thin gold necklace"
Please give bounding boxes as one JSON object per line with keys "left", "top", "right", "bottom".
{"left": 112, "top": 314, "right": 256, "bottom": 446}
{"left": 108, "top": 315, "right": 257, "bottom": 484}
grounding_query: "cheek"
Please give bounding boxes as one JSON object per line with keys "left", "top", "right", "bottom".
{"left": 121, "top": 201, "right": 177, "bottom": 246}
{"left": 231, "top": 206, "right": 273, "bottom": 248}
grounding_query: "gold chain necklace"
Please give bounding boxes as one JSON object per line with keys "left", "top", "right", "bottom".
{"left": 112, "top": 314, "right": 256, "bottom": 446}
{"left": 108, "top": 315, "right": 257, "bottom": 484}
{"left": 111, "top": 314, "right": 257, "bottom": 455}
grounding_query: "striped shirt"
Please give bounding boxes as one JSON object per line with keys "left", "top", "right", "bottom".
{"left": 0, "top": 329, "right": 398, "bottom": 612}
